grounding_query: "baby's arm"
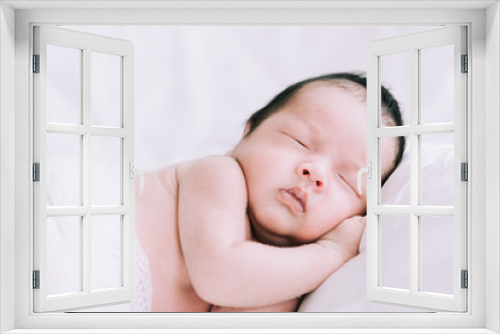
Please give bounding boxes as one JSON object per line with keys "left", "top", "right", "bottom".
{"left": 210, "top": 298, "right": 300, "bottom": 313}
{"left": 177, "top": 156, "right": 364, "bottom": 308}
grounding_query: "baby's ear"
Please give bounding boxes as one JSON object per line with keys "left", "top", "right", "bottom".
{"left": 243, "top": 122, "right": 252, "bottom": 137}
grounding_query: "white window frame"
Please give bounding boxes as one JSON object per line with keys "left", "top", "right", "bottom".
{"left": 1, "top": 1, "right": 499, "bottom": 333}
{"left": 33, "top": 25, "right": 136, "bottom": 312}
{"left": 366, "top": 26, "right": 468, "bottom": 312}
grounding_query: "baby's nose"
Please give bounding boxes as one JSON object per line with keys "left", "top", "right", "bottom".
{"left": 298, "top": 164, "right": 328, "bottom": 189}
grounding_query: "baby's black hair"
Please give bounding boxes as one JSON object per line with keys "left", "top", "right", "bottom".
{"left": 245, "top": 72, "right": 405, "bottom": 184}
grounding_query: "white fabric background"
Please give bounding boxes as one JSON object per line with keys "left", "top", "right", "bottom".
{"left": 63, "top": 25, "right": 450, "bottom": 170}
{"left": 47, "top": 25, "right": 455, "bottom": 312}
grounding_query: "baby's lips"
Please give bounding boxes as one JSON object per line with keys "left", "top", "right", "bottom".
{"left": 286, "top": 187, "right": 308, "bottom": 212}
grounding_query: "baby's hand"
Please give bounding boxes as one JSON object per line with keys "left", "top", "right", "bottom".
{"left": 317, "top": 216, "right": 367, "bottom": 263}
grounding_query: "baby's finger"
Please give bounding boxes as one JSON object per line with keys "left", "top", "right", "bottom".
{"left": 335, "top": 216, "right": 366, "bottom": 235}
{"left": 340, "top": 215, "right": 366, "bottom": 227}
{"left": 353, "top": 215, "right": 367, "bottom": 227}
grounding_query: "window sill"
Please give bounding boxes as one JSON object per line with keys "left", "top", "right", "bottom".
{"left": 3, "top": 329, "right": 499, "bottom": 334}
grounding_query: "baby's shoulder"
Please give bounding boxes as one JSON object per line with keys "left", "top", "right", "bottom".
{"left": 177, "top": 155, "right": 247, "bottom": 195}
{"left": 177, "top": 155, "right": 243, "bottom": 178}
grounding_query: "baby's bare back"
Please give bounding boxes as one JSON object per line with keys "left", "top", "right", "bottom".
{"left": 134, "top": 163, "right": 212, "bottom": 311}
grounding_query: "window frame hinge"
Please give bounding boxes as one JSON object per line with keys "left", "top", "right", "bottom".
{"left": 461, "top": 270, "right": 468, "bottom": 289}
{"left": 33, "top": 54, "right": 40, "bottom": 73}
{"left": 33, "top": 163, "right": 40, "bottom": 182}
{"left": 461, "top": 162, "right": 468, "bottom": 182}
{"left": 33, "top": 270, "right": 40, "bottom": 289}
{"left": 461, "top": 54, "right": 468, "bottom": 73}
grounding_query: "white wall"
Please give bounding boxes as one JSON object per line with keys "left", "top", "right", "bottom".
{"left": 0, "top": 2, "right": 16, "bottom": 333}
{"left": 9, "top": 5, "right": 495, "bottom": 331}
{"left": 486, "top": 2, "right": 500, "bottom": 333}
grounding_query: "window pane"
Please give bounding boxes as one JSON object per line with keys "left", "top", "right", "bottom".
{"left": 381, "top": 136, "right": 409, "bottom": 205}
{"left": 420, "top": 216, "right": 454, "bottom": 295}
{"left": 380, "top": 51, "right": 410, "bottom": 127}
{"left": 420, "top": 44, "right": 454, "bottom": 125}
{"left": 379, "top": 215, "right": 410, "bottom": 291}
{"left": 91, "top": 136, "right": 121, "bottom": 206}
{"left": 46, "top": 216, "right": 81, "bottom": 295}
{"left": 46, "top": 133, "right": 81, "bottom": 207}
{"left": 420, "top": 133, "right": 454, "bottom": 206}
{"left": 46, "top": 44, "right": 82, "bottom": 125}
{"left": 91, "top": 52, "right": 121, "bottom": 128}
{"left": 91, "top": 215, "right": 122, "bottom": 291}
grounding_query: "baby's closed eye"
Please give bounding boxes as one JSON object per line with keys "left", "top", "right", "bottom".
{"left": 280, "top": 131, "right": 310, "bottom": 150}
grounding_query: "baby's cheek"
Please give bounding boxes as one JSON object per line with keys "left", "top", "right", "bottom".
{"left": 324, "top": 205, "right": 355, "bottom": 232}
{"left": 342, "top": 192, "right": 366, "bottom": 216}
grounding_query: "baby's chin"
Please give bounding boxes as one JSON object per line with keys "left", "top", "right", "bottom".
{"left": 253, "top": 230, "right": 306, "bottom": 247}
{"left": 247, "top": 215, "right": 292, "bottom": 247}
{"left": 249, "top": 216, "right": 317, "bottom": 247}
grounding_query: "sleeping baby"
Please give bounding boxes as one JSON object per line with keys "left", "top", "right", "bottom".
{"left": 134, "top": 72, "right": 405, "bottom": 312}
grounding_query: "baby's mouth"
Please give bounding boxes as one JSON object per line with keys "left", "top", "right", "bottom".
{"left": 279, "top": 187, "right": 308, "bottom": 213}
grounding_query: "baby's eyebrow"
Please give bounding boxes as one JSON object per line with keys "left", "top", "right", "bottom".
{"left": 301, "top": 119, "right": 323, "bottom": 135}
{"left": 290, "top": 117, "right": 324, "bottom": 138}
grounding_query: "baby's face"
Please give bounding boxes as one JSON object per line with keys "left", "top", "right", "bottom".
{"left": 233, "top": 83, "right": 396, "bottom": 246}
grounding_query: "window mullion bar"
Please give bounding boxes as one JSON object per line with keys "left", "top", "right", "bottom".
{"left": 374, "top": 55, "right": 382, "bottom": 290}
{"left": 90, "top": 127, "right": 129, "bottom": 137}
{"left": 413, "top": 206, "right": 454, "bottom": 216}
{"left": 122, "top": 50, "right": 135, "bottom": 292}
{"left": 81, "top": 214, "right": 90, "bottom": 294}
{"left": 46, "top": 205, "right": 130, "bottom": 217}
{"left": 46, "top": 123, "right": 89, "bottom": 135}
{"left": 91, "top": 206, "right": 130, "bottom": 215}
{"left": 372, "top": 123, "right": 454, "bottom": 138}
{"left": 372, "top": 125, "right": 411, "bottom": 137}
{"left": 82, "top": 47, "right": 91, "bottom": 294}
{"left": 410, "top": 47, "right": 420, "bottom": 295}
{"left": 46, "top": 124, "right": 130, "bottom": 137}
{"left": 413, "top": 123, "right": 454, "bottom": 135}
{"left": 373, "top": 205, "right": 454, "bottom": 216}
{"left": 366, "top": 50, "right": 381, "bottom": 296}
{"left": 373, "top": 205, "right": 411, "bottom": 215}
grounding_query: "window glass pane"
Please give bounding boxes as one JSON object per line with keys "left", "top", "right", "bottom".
{"left": 420, "top": 44, "right": 454, "bottom": 125}
{"left": 91, "top": 136, "right": 121, "bottom": 206}
{"left": 46, "top": 216, "right": 81, "bottom": 295}
{"left": 420, "top": 216, "right": 454, "bottom": 295}
{"left": 381, "top": 136, "right": 409, "bottom": 205}
{"left": 46, "top": 44, "right": 81, "bottom": 125}
{"left": 46, "top": 133, "right": 81, "bottom": 207}
{"left": 420, "top": 133, "right": 454, "bottom": 206}
{"left": 380, "top": 215, "right": 410, "bottom": 291}
{"left": 91, "top": 215, "right": 122, "bottom": 291}
{"left": 91, "top": 52, "right": 121, "bottom": 128}
{"left": 380, "top": 51, "right": 410, "bottom": 127}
